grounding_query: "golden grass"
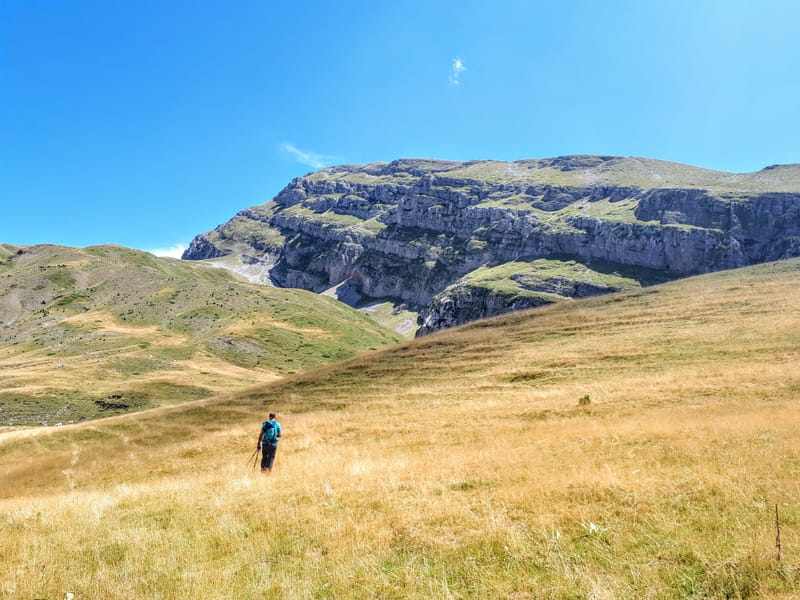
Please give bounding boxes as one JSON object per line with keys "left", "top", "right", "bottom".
{"left": 2, "top": 260, "right": 800, "bottom": 598}
{"left": 62, "top": 312, "right": 167, "bottom": 337}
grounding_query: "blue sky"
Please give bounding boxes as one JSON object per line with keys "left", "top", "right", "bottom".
{"left": 2, "top": 1, "right": 799, "bottom": 255}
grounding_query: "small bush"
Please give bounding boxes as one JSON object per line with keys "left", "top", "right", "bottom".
{"left": 578, "top": 394, "right": 591, "bottom": 406}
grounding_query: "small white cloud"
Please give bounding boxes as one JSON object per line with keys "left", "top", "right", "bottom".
{"left": 449, "top": 56, "right": 467, "bottom": 85}
{"left": 280, "top": 143, "right": 338, "bottom": 169}
{"left": 147, "top": 243, "right": 187, "bottom": 259}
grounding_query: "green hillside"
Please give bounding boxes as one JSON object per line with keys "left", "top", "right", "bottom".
{"left": 0, "top": 244, "right": 401, "bottom": 426}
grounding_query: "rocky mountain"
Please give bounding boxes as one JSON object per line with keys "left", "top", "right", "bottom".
{"left": 183, "top": 155, "right": 800, "bottom": 334}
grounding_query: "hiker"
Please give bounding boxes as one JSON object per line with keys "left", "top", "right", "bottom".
{"left": 257, "top": 412, "right": 282, "bottom": 472}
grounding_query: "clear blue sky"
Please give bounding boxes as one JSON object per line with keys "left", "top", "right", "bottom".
{"left": 2, "top": 0, "right": 799, "bottom": 255}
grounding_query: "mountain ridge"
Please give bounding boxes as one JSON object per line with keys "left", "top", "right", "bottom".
{"left": 183, "top": 155, "right": 800, "bottom": 334}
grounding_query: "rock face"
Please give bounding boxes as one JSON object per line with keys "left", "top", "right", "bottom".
{"left": 417, "top": 285, "right": 553, "bottom": 336}
{"left": 183, "top": 156, "right": 800, "bottom": 334}
{"left": 415, "top": 261, "right": 640, "bottom": 336}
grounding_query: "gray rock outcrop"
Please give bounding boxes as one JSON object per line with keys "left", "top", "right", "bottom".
{"left": 183, "top": 156, "right": 800, "bottom": 334}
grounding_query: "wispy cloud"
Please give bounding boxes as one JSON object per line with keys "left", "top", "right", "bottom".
{"left": 449, "top": 56, "right": 467, "bottom": 85}
{"left": 280, "top": 143, "right": 338, "bottom": 169}
{"left": 147, "top": 243, "right": 187, "bottom": 259}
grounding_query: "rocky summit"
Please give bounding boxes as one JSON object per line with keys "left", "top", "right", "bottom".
{"left": 183, "top": 155, "right": 800, "bottom": 335}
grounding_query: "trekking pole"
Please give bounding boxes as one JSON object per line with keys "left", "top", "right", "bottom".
{"left": 248, "top": 446, "right": 259, "bottom": 470}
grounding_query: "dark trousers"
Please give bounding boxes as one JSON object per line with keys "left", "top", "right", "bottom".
{"left": 261, "top": 444, "right": 277, "bottom": 470}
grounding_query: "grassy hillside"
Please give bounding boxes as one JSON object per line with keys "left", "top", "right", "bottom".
{"left": 309, "top": 155, "right": 800, "bottom": 193}
{"left": 0, "top": 244, "right": 401, "bottom": 426}
{"left": 1, "top": 259, "right": 799, "bottom": 598}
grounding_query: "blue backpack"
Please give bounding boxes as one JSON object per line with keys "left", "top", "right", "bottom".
{"left": 262, "top": 421, "right": 279, "bottom": 445}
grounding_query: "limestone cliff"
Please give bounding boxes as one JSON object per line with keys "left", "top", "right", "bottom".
{"left": 183, "top": 156, "right": 800, "bottom": 334}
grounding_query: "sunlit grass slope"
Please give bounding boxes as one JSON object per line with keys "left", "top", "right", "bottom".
{"left": 0, "top": 244, "right": 401, "bottom": 425}
{"left": 1, "top": 259, "right": 800, "bottom": 598}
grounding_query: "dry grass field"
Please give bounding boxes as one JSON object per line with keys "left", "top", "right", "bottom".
{"left": 1, "top": 259, "right": 800, "bottom": 598}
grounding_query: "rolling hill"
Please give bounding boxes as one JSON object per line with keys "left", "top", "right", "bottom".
{"left": 0, "top": 243, "right": 401, "bottom": 426}
{"left": 1, "top": 258, "right": 798, "bottom": 598}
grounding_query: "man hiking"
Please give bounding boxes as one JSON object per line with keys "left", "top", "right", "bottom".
{"left": 257, "top": 412, "right": 282, "bottom": 472}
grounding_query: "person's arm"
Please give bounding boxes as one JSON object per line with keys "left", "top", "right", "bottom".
{"left": 276, "top": 423, "right": 282, "bottom": 438}
{"left": 257, "top": 427, "right": 264, "bottom": 450}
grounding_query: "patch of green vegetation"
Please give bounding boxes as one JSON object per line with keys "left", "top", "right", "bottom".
{"left": 154, "top": 345, "right": 196, "bottom": 361}
{"left": 438, "top": 161, "right": 511, "bottom": 182}
{"left": 466, "top": 238, "right": 488, "bottom": 253}
{"left": 357, "top": 300, "right": 419, "bottom": 338}
{"left": 557, "top": 197, "right": 640, "bottom": 223}
{"left": 532, "top": 213, "right": 586, "bottom": 235}
{"left": 476, "top": 193, "right": 536, "bottom": 211}
{"left": 282, "top": 205, "right": 381, "bottom": 235}
{"left": 305, "top": 161, "right": 441, "bottom": 185}
{"left": 152, "top": 287, "right": 180, "bottom": 303}
{"left": 125, "top": 381, "right": 212, "bottom": 404}
{"left": 505, "top": 370, "right": 556, "bottom": 384}
{"left": 30, "top": 322, "right": 90, "bottom": 351}
{"left": 306, "top": 167, "right": 364, "bottom": 182}
{"left": 0, "top": 381, "right": 215, "bottom": 427}
{"left": 52, "top": 292, "right": 93, "bottom": 313}
{"left": 206, "top": 296, "right": 401, "bottom": 373}
{"left": 107, "top": 356, "right": 174, "bottom": 376}
{"left": 448, "top": 479, "right": 496, "bottom": 491}
{"left": 217, "top": 212, "right": 286, "bottom": 249}
{"left": 85, "top": 245, "right": 164, "bottom": 270}
{"left": 362, "top": 217, "right": 387, "bottom": 232}
{"left": 98, "top": 543, "right": 127, "bottom": 566}
{"left": 171, "top": 307, "right": 227, "bottom": 334}
{"left": 458, "top": 259, "right": 641, "bottom": 299}
{"left": 0, "top": 390, "right": 104, "bottom": 426}
{"left": 0, "top": 248, "right": 17, "bottom": 274}
{"left": 44, "top": 267, "right": 76, "bottom": 288}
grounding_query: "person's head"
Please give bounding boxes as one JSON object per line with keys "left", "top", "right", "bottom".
{"left": 269, "top": 412, "right": 276, "bottom": 420}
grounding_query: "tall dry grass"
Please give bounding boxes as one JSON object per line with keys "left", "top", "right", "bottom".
{"left": 2, "top": 260, "right": 800, "bottom": 598}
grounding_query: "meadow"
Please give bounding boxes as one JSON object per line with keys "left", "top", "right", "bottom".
{"left": 1, "top": 259, "right": 799, "bottom": 598}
